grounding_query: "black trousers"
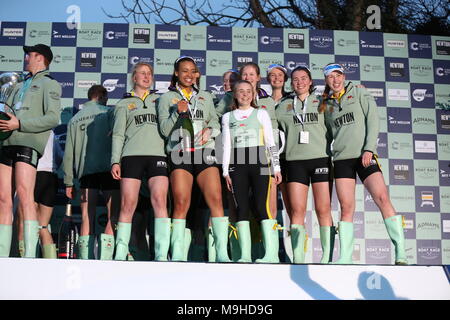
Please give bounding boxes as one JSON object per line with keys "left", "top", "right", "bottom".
{"left": 229, "top": 163, "right": 272, "bottom": 222}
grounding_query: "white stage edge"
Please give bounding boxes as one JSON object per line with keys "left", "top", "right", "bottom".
{"left": 0, "top": 258, "right": 449, "bottom": 300}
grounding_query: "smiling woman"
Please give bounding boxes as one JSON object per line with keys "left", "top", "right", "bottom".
{"left": 157, "top": 56, "right": 231, "bottom": 263}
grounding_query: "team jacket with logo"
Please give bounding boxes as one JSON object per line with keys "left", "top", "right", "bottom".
{"left": 215, "top": 91, "right": 234, "bottom": 117}
{"left": 256, "top": 89, "right": 278, "bottom": 129}
{"left": 276, "top": 94, "right": 332, "bottom": 161}
{"left": 111, "top": 92, "right": 165, "bottom": 165}
{"left": 324, "top": 82, "right": 379, "bottom": 161}
{"left": 157, "top": 88, "right": 220, "bottom": 153}
{"left": 5, "top": 69, "right": 61, "bottom": 155}
{"left": 63, "top": 101, "right": 114, "bottom": 186}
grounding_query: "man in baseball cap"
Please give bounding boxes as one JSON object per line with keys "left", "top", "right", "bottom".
{"left": 0, "top": 42, "right": 60, "bottom": 258}
{"left": 23, "top": 44, "right": 53, "bottom": 65}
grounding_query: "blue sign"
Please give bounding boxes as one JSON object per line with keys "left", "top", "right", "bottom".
{"left": 75, "top": 47, "right": 102, "bottom": 73}
{"left": 207, "top": 26, "right": 232, "bottom": 51}
{"left": 258, "top": 27, "right": 283, "bottom": 53}
{"left": 309, "top": 29, "right": 334, "bottom": 54}
{"left": 51, "top": 22, "right": 77, "bottom": 47}
{"left": 155, "top": 24, "right": 180, "bottom": 49}
{"left": 0, "top": 21, "right": 26, "bottom": 46}
{"left": 359, "top": 31, "right": 384, "bottom": 56}
{"left": 103, "top": 23, "right": 129, "bottom": 48}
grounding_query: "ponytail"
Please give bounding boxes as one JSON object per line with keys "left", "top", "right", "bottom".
{"left": 319, "top": 84, "right": 331, "bottom": 113}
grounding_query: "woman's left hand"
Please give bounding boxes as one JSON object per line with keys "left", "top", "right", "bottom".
{"left": 195, "top": 127, "right": 211, "bottom": 146}
{"left": 361, "top": 151, "right": 373, "bottom": 168}
{"left": 274, "top": 171, "right": 282, "bottom": 185}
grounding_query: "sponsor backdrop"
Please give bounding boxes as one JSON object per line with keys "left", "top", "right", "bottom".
{"left": 1, "top": 22, "right": 450, "bottom": 265}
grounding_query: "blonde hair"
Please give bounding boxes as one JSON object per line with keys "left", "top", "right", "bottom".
{"left": 131, "top": 62, "right": 153, "bottom": 85}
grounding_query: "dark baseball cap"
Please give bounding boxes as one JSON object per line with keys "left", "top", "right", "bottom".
{"left": 23, "top": 44, "right": 53, "bottom": 63}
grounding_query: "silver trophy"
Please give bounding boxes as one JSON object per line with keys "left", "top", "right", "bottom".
{"left": 0, "top": 72, "right": 25, "bottom": 140}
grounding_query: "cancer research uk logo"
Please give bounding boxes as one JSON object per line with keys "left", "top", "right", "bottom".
{"left": 284, "top": 53, "right": 309, "bottom": 72}
{"left": 103, "top": 23, "right": 128, "bottom": 47}
{"left": 408, "top": 34, "right": 432, "bottom": 58}
{"left": 128, "top": 48, "right": 154, "bottom": 71}
{"left": 434, "top": 60, "right": 450, "bottom": 84}
{"left": 259, "top": 28, "right": 283, "bottom": 52}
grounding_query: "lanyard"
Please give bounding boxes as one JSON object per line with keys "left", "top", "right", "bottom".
{"left": 292, "top": 94, "right": 308, "bottom": 129}
{"left": 17, "top": 77, "right": 33, "bottom": 102}
{"left": 176, "top": 84, "right": 198, "bottom": 119}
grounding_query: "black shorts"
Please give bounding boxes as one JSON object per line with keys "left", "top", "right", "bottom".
{"left": 79, "top": 172, "right": 120, "bottom": 190}
{"left": 286, "top": 157, "right": 332, "bottom": 186}
{"left": 121, "top": 156, "right": 169, "bottom": 180}
{"left": 279, "top": 158, "right": 288, "bottom": 182}
{"left": 34, "top": 171, "right": 58, "bottom": 207}
{"left": 0, "top": 146, "right": 40, "bottom": 168}
{"left": 333, "top": 155, "right": 382, "bottom": 182}
{"left": 168, "top": 148, "right": 219, "bottom": 177}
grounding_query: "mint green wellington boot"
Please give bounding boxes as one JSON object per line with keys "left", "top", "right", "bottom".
{"left": 255, "top": 219, "right": 280, "bottom": 264}
{"left": 384, "top": 215, "right": 408, "bottom": 265}
{"left": 99, "top": 234, "right": 115, "bottom": 260}
{"left": 78, "top": 235, "right": 96, "bottom": 259}
{"left": 335, "top": 221, "right": 354, "bottom": 264}
{"left": 290, "top": 224, "right": 307, "bottom": 264}
{"left": 42, "top": 244, "right": 57, "bottom": 259}
{"left": 236, "top": 221, "right": 252, "bottom": 263}
{"left": 183, "top": 228, "right": 192, "bottom": 261}
{"left": 207, "top": 227, "right": 216, "bottom": 262}
{"left": 0, "top": 224, "right": 12, "bottom": 257}
{"left": 211, "top": 217, "right": 231, "bottom": 263}
{"left": 319, "top": 226, "right": 336, "bottom": 264}
{"left": 114, "top": 222, "right": 132, "bottom": 261}
{"left": 24, "top": 220, "right": 39, "bottom": 258}
{"left": 170, "top": 219, "right": 186, "bottom": 261}
{"left": 154, "top": 218, "right": 171, "bottom": 261}
{"left": 229, "top": 223, "right": 241, "bottom": 262}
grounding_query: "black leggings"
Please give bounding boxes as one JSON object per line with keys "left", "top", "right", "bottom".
{"left": 229, "top": 163, "right": 272, "bottom": 222}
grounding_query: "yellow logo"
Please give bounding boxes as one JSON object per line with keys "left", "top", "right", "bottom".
{"left": 171, "top": 98, "right": 180, "bottom": 105}
{"left": 127, "top": 103, "right": 137, "bottom": 110}
{"left": 286, "top": 104, "right": 293, "bottom": 111}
